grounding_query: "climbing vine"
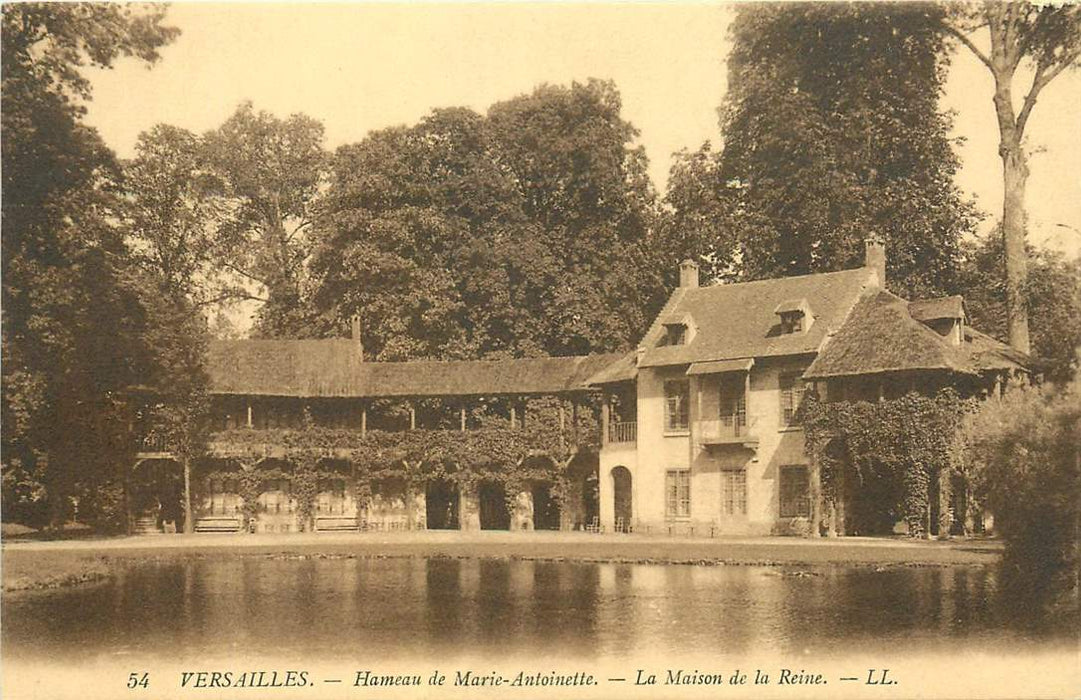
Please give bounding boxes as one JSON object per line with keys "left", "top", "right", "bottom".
{"left": 194, "top": 400, "right": 600, "bottom": 530}
{"left": 802, "top": 389, "right": 974, "bottom": 538}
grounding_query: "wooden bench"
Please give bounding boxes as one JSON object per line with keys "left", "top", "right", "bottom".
{"left": 315, "top": 516, "right": 360, "bottom": 532}
{"left": 194, "top": 516, "right": 242, "bottom": 533}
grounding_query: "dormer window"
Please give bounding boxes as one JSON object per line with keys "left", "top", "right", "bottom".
{"left": 780, "top": 312, "right": 803, "bottom": 334}
{"left": 659, "top": 313, "right": 695, "bottom": 347}
{"left": 665, "top": 323, "right": 687, "bottom": 346}
{"left": 774, "top": 299, "right": 813, "bottom": 335}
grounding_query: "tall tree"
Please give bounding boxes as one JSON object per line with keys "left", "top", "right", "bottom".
{"left": 943, "top": 4, "right": 1081, "bottom": 354}
{"left": 1, "top": 3, "right": 178, "bottom": 527}
{"left": 125, "top": 124, "right": 240, "bottom": 305}
{"left": 124, "top": 125, "right": 225, "bottom": 532}
{"left": 202, "top": 102, "right": 327, "bottom": 337}
{"left": 309, "top": 81, "right": 664, "bottom": 360}
{"left": 959, "top": 230, "right": 1081, "bottom": 383}
{"left": 675, "top": 3, "right": 977, "bottom": 299}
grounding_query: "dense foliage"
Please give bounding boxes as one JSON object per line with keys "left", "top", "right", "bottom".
{"left": 307, "top": 80, "right": 666, "bottom": 360}
{"left": 199, "top": 397, "right": 599, "bottom": 530}
{"left": 661, "top": 3, "right": 977, "bottom": 298}
{"left": 959, "top": 231, "right": 1081, "bottom": 383}
{"left": 1, "top": 3, "right": 178, "bottom": 529}
{"left": 803, "top": 390, "right": 973, "bottom": 538}
{"left": 958, "top": 373, "right": 1080, "bottom": 618}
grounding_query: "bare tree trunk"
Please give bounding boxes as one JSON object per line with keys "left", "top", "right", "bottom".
{"left": 1000, "top": 135, "right": 1031, "bottom": 354}
{"left": 182, "top": 456, "right": 194, "bottom": 534}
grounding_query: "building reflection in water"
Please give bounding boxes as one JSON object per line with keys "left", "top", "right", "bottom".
{"left": 2, "top": 557, "right": 1071, "bottom": 665}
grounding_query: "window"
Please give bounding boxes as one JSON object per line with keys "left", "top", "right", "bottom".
{"left": 779, "top": 465, "right": 810, "bottom": 518}
{"left": 779, "top": 372, "right": 805, "bottom": 427}
{"left": 665, "top": 469, "right": 691, "bottom": 519}
{"left": 779, "top": 311, "right": 804, "bottom": 334}
{"left": 721, "top": 470, "right": 747, "bottom": 516}
{"left": 664, "top": 379, "right": 690, "bottom": 432}
{"left": 719, "top": 378, "right": 747, "bottom": 435}
{"left": 663, "top": 324, "right": 687, "bottom": 346}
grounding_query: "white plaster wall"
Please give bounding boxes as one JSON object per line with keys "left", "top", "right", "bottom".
{"left": 625, "top": 358, "right": 813, "bottom": 534}
{"left": 634, "top": 366, "right": 692, "bottom": 526}
{"left": 745, "top": 359, "right": 811, "bottom": 530}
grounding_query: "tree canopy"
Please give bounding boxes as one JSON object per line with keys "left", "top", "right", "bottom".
{"left": 662, "top": 3, "right": 978, "bottom": 299}
{"left": 201, "top": 102, "right": 328, "bottom": 337}
{"left": 2, "top": 3, "right": 179, "bottom": 528}
{"left": 308, "top": 80, "right": 665, "bottom": 360}
{"left": 959, "top": 231, "right": 1081, "bottom": 383}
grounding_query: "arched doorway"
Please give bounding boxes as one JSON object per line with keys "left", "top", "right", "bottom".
{"left": 314, "top": 459, "right": 358, "bottom": 531}
{"left": 426, "top": 478, "right": 460, "bottom": 530}
{"left": 565, "top": 452, "right": 599, "bottom": 530}
{"left": 531, "top": 482, "right": 560, "bottom": 530}
{"left": 252, "top": 458, "right": 297, "bottom": 533}
{"left": 611, "top": 466, "right": 632, "bottom": 532}
{"left": 478, "top": 481, "right": 510, "bottom": 530}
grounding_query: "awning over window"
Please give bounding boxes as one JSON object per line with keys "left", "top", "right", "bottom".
{"left": 686, "top": 358, "right": 754, "bottom": 375}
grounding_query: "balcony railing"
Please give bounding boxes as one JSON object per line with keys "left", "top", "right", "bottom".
{"left": 137, "top": 432, "right": 172, "bottom": 455}
{"left": 697, "top": 417, "right": 759, "bottom": 447}
{"left": 608, "top": 421, "right": 637, "bottom": 444}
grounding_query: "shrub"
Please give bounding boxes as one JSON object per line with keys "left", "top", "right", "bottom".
{"left": 960, "top": 373, "right": 1080, "bottom": 618}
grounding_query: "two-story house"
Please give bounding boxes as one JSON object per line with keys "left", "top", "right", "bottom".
{"left": 590, "top": 237, "right": 1027, "bottom": 536}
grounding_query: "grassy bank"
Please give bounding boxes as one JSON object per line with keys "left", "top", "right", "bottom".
{"left": 2, "top": 531, "right": 1002, "bottom": 593}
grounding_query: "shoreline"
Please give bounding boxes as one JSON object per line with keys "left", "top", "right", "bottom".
{"left": 2, "top": 531, "right": 1002, "bottom": 592}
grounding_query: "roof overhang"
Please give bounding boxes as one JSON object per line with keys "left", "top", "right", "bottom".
{"left": 686, "top": 358, "right": 754, "bottom": 376}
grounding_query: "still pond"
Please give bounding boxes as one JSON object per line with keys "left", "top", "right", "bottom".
{"left": 3, "top": 557, "right": 1074, "bottom": 663}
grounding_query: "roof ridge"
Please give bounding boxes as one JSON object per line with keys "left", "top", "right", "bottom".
{"left": 683, "top": 266, "right": 871, "bottom": 294}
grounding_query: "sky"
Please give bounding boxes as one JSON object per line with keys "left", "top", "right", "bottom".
{"left": 84, "top": 2, "right": 1081, "bottom": 256}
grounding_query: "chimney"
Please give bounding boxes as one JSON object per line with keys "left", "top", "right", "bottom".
{"left": 350, "top": 314, "right": 364, "bottom": 361}
{"left": 679, "top": 258, "right": 700, "bottom": 289}
{"left": 864, "top": 234, "right": 886, "bottom": 287}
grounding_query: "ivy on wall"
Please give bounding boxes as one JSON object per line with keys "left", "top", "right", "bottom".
{"left": 191, "top": 396, "right": 600, "bottom": 527}
{"left": 802, "top": 389, "right": 974, "bottom": 538}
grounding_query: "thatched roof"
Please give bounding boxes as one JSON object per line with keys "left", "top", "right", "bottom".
{"left": 208, "top": 339, "right": 364, "bottom": 397}
{"left": 207, "top": 339, "right": 623, "bottom": 398}
{"left": 638, "top": 267, "right": 876, "bottom": 368}
{"left": 961, "top": 327, "right": 1029, "bottom": 372}
{"left": 803, "top": 291, "right": 976, "bottom": 380}
{"left": 356, "top": 353, "right": 622, "bottom": 398}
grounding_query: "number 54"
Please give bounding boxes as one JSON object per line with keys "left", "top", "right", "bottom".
{"left": 127, "top": 672, "right": 149, "bottom": 689}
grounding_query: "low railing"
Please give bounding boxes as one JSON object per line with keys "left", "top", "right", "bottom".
{"left": 137, "top": 433, "right": 171, "bottom": 454}
{"left": 608, "top": 421, "right": 637, "bottom": 444}
{"left": 698, "top": 417, "right": 759, "bottom": 445}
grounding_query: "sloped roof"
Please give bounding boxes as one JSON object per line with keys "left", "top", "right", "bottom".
{"left": 355, "top": 353, "right": 622, "bottom": 397}
{"left": 909, "top": 295, "right": 964, "bottom": 322}
{"left": 638, "top": 267, "right": 876, "bottom": 368}
{"left": 207, "top": 339, "right": 621, "bottom": 398}
{"left": 208, "top": 339, "right": 364, "bottom": 397}
{"left": 803, "top": 291, "right": 976, "bottom": 380}
{"left": 585, "top": 350, "right": 638, "bottom": 385}
{"left": 961, "top": 327, "right": 1029, "bottom": 372}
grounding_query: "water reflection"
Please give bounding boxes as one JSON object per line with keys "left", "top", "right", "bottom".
{"left": 3, "top": 558, "right": 1074, "bottom": 663}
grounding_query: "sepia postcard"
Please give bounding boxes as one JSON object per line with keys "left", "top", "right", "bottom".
{"left": 2, "top": 2, "right": 1079, "bottom": 699}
